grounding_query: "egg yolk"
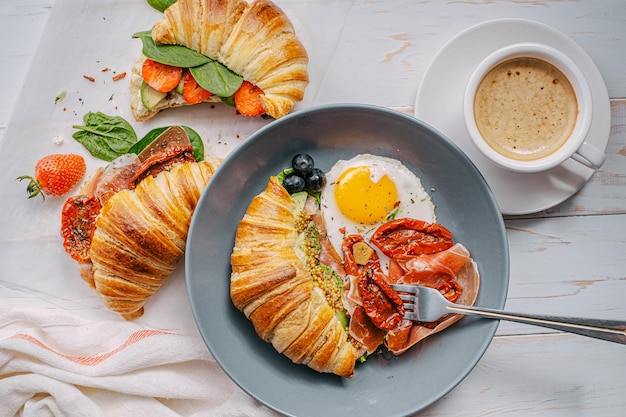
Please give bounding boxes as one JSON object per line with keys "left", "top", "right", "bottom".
{"left": 334, "top": 166, "right": 398, "bottom": 224}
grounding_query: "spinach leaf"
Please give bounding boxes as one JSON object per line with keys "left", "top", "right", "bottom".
{"left": 72, "top": 112, "right": 137, "bottom": 162}
{"left": 127, "top": 127, "right": 165, "bottom": 155}
{"left": 128, "top": 126, "right": 205, "bottom": 162}
{"left": 183, "top": 126, "right": 205, "bottom": 162}
{"left": 220, "top": 94, "right": 236, "bottom": 107}
{"left": 147, "top": 0, "right": 177, "bottom": 12}
{"left": 190, "top": 61, "right": 243, "bottom": 97}
{"left": 132, "top": 31, "right": 211, "bottom": 68}
{"left": 277, "top": 168, "right": 293, "bottom": 185}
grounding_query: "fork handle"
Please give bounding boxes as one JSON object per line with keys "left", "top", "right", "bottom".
{"left": 447, "top": 305, "right": 626, "bottom": 344}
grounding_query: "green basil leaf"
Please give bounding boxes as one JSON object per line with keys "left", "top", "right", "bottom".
{"left": 72, "top": 112, "right": 137, "bottom": 162}
{"left": 128, "top": 125, "right": 204, "bottom": 162}
{"left": 190, "top": 61, "right": 243, "bottom": 97}
{"left": 147, "top": 0, "right": 177, "bottom": 13}
{"left": 132, "top": 31, "right": 211, "bottom": 68}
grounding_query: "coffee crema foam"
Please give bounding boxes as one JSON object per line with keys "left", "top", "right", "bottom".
{"left": 473, "top": 57, "right": 578, "bottom": 161}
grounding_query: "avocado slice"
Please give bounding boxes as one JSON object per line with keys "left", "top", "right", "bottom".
{"left": 291, "top": 191, "right": 308, "bottom": 212}
{"left": 140, "top": 81, "right": 166, "bottom": 110}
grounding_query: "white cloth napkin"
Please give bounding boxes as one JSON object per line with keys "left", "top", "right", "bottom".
{"left": 0, "top": 308, "right": 279, "bottom": 417}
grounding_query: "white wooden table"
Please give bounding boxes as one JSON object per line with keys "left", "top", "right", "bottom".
{"left": 1, "top": 1, "right": 624, "bottom": 416}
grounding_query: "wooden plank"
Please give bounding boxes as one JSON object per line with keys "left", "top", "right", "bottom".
{"left": 423, "top": 333, "right": 626, "bottom": 416}
{"left": 497, "top": 213, "right": 626, "bottom": 336}
{"left": 315, "top": 0, "right": 626, "bottom": 107}
{"left": 0, "top": 1, "right": 54, "bottom": 125}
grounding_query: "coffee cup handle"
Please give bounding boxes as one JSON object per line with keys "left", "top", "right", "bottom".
{"left": 571, "top": 141, "right": 606, "bottom": 169}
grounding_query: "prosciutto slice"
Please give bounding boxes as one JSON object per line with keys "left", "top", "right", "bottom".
{"left": 385, "top": 243, "right": 480, "bottom": 355}
{"left": 393, "top": 243, "right": 471, "bottom": 286}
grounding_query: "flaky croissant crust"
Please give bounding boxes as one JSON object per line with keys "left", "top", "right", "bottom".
{"left": 89, "top": 159, "right": 221, "bottom": 320}
{"left": 151, "top": 0, "right": 309, "bottom": 119}
{"left": 230, "top": 177, "right": 358, "bottom": 378}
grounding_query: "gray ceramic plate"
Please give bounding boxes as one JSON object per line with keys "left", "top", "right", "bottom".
{"left": 186, "top": 104, "right": 509, "bottom": 417}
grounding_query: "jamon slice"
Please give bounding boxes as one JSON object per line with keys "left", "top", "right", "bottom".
{"left": 385, "top": 244, "right": 480, "bottom": 355}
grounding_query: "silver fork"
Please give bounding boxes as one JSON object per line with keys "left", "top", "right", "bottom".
{"left": 390, "top": 284, "right": 626, "bottom": 345}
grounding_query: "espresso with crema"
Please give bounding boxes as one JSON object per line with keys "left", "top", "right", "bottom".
{"left": 473, "top": 57, "right": 578, "bottom": 161}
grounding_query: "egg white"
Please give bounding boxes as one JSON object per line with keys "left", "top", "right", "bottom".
{"left": 320, "top": 154, "right": 436, "bottom": 272}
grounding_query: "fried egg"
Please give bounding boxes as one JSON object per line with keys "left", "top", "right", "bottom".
{"left": 320, "top": 154, "right": 436, "bottom": 270}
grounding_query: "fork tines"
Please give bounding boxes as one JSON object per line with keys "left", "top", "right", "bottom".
{"left": 390, "top": 284, "right": 420, "bottom": 320}
{"left": 390, "top": 283, "right": 419, "bottom": 294}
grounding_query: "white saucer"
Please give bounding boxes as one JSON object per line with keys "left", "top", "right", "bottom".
{"left": 415, "top": 18, "right": 611, "bottom": 215}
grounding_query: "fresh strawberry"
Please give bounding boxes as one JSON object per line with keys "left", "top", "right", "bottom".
{"left": 183, "top": 71, "right": 213, "bottom": 104}
{"left": 141, "top": 58, "right": 182, "bottom": 93}
{"left": 17, "top": 154, "right": 86, "bottom": 201}
{"left": 234, "top": 80, "right": 265, "bottom": 117}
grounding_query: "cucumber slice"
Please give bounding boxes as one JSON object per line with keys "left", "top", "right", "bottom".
{"left": 140, "top": 81, "right": 167, "bottom": 110}
{"left": 175, "top": 74, "right": 185, "bottom": 95}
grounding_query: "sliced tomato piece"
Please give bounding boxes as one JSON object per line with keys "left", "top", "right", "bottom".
{"left": 182, "top": 71, "right": 213, "bottom": 104}
{"left": 61, "top": 195, "right": 102, "bottom": 262}
{"left": 234, "top": 80, "right": 265, "bottom": 117}
{"left": 141, "top": 59, "right": 182, "bottom": 93}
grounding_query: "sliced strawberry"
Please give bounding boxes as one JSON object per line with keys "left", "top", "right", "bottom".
{"left": 234, "top": 80, "right": 265, "bottom": 117}
{"left": 182, "top": 71, "right": 213, "bottom": 104}
{"left": 141, "top": 58, "right": 182, "bottom": 93}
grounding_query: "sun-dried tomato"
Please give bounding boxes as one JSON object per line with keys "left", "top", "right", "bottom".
{"left": 358, "top": 269, "right": 405, "bottom": 331}
{"left": 61, "top": 195, "right": 101, "bottom": 262}
{"left": 370, "top": 218, "right": 453, "bottom": 257}
{"left": 438, "top": 280, "right": 463, "bottom": 304}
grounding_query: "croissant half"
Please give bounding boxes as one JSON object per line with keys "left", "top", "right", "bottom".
{"left": 230, "top": 177, "right": 358, "bottom": 377}
{"left": 130, "top": 0, "right": 309, "bottom": 121}
{"left": 88, "top": 159, "right": 220, "bottom": 320}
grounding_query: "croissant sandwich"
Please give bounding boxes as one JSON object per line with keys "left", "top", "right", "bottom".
{"left": 231, "top": 157, "right": 480, "bottom": 377}
{"left": 130, "top": 0, "right": 309, "bottom": 122}
{"left": 231, "top": 177, "right": 359, "bottom": 377}
{"left": 62, "top": 126, "right": 221, "bottom": 320}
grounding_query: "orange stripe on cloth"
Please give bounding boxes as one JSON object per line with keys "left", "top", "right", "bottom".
{"left": 11, "top": 329, "right": 173, "bottom": 366}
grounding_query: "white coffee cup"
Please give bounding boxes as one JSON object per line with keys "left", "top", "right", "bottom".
{"left": 463, "top": 42, "right": 605, "bottom": 173}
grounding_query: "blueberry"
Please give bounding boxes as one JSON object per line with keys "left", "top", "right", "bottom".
{"left": 283, "top": 172, "right": 306, "bottom": 193}
{"left": 305, "top": 168, "right": 326, "bottom": 193}
{"left": 292, "top": 154, "right": 315, "bottom": 176}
